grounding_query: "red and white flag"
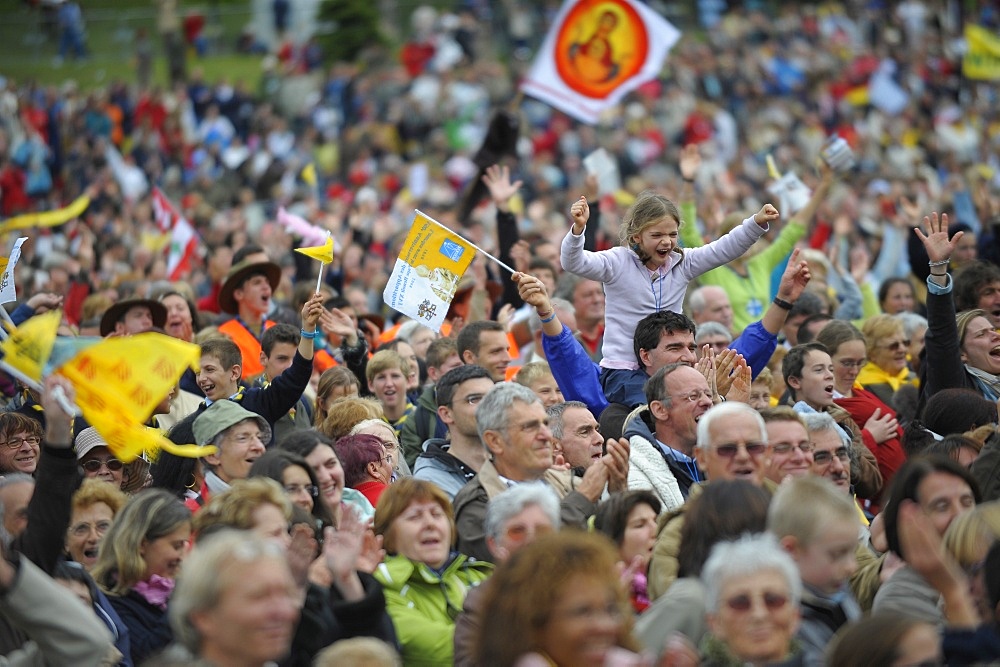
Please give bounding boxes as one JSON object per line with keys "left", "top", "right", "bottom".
{"left": 152, "top": 187, "right": 199, "bottom": 281}
{"left": 521, "top": 0, "right": 681, "bottom": 125}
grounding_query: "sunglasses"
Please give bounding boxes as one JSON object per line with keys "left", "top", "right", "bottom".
{"left": 713, "top": 442, "right": 767, "bottom": 458}
{"left": 724, "top": 591, "right": 788, "bottom": 613}
{"left": 81, "top": 458, "right": 124, "bottom": 473}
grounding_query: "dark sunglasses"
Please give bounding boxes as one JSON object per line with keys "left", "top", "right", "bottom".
{"left": 81, "top": 458, "right": 124, "bottom": 472}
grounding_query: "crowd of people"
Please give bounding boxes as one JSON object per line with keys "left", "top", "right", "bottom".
{"left": 1, "top": 0, "right": 1000, "bottom": 665}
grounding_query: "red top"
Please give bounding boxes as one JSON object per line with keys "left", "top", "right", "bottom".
{"left": 835, "top": 386, "right": 906, "bottom": 488}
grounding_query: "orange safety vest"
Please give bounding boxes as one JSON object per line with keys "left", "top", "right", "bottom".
{"left": 379, "top": 322, "right": 403, "bottom": 344}
{"left": 218, "top": 318, "right": 275, "bottom": 379}
{"left": 313, "top": 348, "right": 338, "bottom": 373}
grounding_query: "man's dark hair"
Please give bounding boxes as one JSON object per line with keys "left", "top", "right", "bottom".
{"left": 633, "top": 311, "right": 696, "bottom": 368}
{"left": 260, "top": 323, "right": 300, "bottom": 357}
{"left": 232, "top": 243, "right": 267, "bottom": 265}
{"left": 787, "top": 290, "right": 825, "bottom": 320}
{"left": 456, "top": 320, "right": 505, "bottom": 361}
{"left": 796, "top": 313, "right": 834, "bottom": 344}
{"left": 781, "top": 342, "right": 830, "bottom": 391}
{"left": 435, "top": 364, "right": 493, "bottom": 408}
{"left": 528, "top": 257, "right": 557, "bottom": 275}
{"left": 954, "top": 261, "right": 1000, "bottom": 312}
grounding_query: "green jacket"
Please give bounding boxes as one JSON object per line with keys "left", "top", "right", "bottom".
{"left": 374, "top": 553, "right": 492, "bottom": 666}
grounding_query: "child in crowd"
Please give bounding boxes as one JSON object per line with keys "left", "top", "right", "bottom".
{"left": 561, "top": 192, "right": 778, "bottom": 392}
{"left": 768, "top": 476, "right": 864, "bottom": 666}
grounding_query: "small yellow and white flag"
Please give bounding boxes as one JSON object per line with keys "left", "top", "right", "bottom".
{"left": 295, "top": 236, "right": 334, "bottom": 264}
{"left": 383, "top": 210, "right": 476, "bottom": 332}
{"left": 0, "top": 237, "right": 28, "bottom": 305}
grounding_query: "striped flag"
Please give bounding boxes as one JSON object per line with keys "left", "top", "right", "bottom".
{"left": 152, "top": 187, "right": 200, "bottom": 281}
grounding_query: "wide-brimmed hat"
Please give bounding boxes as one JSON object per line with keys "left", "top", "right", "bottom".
{"left": 99, "top": 298, "right": 168, "bottom": 336}
{"left": 193, "top": 400, "right": 272, "bottom": 447}
{"left": 218, "top": 259, "right": 281, "bottom": 314}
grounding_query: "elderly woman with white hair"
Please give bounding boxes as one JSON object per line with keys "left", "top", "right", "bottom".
{"left": 167, "top": 530, "right": 300, "bottom": 666}
{"left": 700, "top": 533, "right": 804, "bottom": 666}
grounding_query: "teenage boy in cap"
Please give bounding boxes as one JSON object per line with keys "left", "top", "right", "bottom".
{"left": 185, "top": 401, "right": 271, "bottom": 511}
{"left": 99, "top": 298, "right": 167, "bottom": 337}
{"left": 217, "top": 256, "right": 282, "bottom": 380}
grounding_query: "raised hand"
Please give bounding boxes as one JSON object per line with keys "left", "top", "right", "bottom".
{"left": 300, "top": 293, "right": 325, "bottom": 331}
{"left": 754, "top": 203, "right": 780, "bottom": 228}
{"left": 570, "top": 196, "right": 590, "bottom": 233}
{"left": 713, "top": 348, "right": 738, "bottom": 397}
{"left": 679, "top": 143, "right": 701, "bottom": 183}
{"left": 914, "top": 212, "right": 961, "bottom": 265}
{"left": 510, "top": 239, "right": 531, "bottom": 273}
{"left": 604, "top": 437, "right": 630, "bottom": 494}
{"left": 513, "top": 272, "right": 552, "bottom": 310}
{"left": 725, "top": 356, "right": 751, "bottom": 404}
{"left": 319, "top": 307, "right": 359, "bottom": 347}
{"left": 776, "top": 247, "right": 811, "bottom": 302}
{"left": 482, "top": 164, "right": 522, "bottom": 211}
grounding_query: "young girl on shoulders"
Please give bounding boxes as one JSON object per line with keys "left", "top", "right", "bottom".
{"left": 560, "top": 192, "right": 778, "bottom": 380}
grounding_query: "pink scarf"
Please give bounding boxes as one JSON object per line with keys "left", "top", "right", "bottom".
{"left": 133, "top": 574, "right": 175, "bottom": 609}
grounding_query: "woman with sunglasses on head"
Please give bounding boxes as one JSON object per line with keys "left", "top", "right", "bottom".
{"left": 700, "top": 533, "right": 804, "bottom": 667}
{"left": 856, "top": 314, "right": 919, "bottom": 407}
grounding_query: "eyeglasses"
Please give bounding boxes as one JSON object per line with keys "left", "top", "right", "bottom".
{"left": 712, "top": 442, "right": 767, "bottom": 458}
{"left": 770, "top": 442, "right": 814, "bottom": 456}
{"left": 812, "top": 448, "right": 850, "bottom": 465}
{"left": 381, "top": 453, "right": 394, "bottom": 465}
{"left": 70, "top": 520, "right": 112, "bottom": 538}
{"left": 81, "top": 458, "right": 124, "bottom": 472}
{"left": 880, "top": 340, "right": 910, "bottom": 351}
{"left": 284, "top": 484, "right": 319, "bottom": 497}
{"left": 456, "top": 393, "right": 485, "bottom": 407}
{"left": 670, "top": 389, "right": 714, "bottom": 404}
{"left": 836, "top": 358, "right": 867, "bottom": 370}
{"left": 724, "top": 591, "right": 789, "bottom": 613}
{"left": 0, "top": 435, "right": 40, "bottom": 449}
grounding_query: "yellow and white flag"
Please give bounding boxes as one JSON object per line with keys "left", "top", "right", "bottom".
{"left": 0, "top": 237, "right": 28, "bottom": 305}
{"left": 383, "top": 211, "right": 476, "bottom": 332}
{"left": 0, "top": 309, "right": 61, "bottom": 388}
{"left": 56, "top": 332, "right": 206, "bottom": 461}
{"left": 964, "top": 24, "right": 1000, "bottom": 81}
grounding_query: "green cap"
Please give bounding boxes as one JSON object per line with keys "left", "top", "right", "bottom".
{"left": 193, "top": 401, "right": 272, "bottom": 447}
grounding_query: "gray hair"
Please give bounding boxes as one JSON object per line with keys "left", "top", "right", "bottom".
{"left": 170, "top": 530, "right": 289, "bottom": 653}
{"left": 701, "top": 533, "right": 802, "bottom": 614}
{"left": 484, "top": 482, "right": 561, "bottom": 543}
{"left": 0, "top": 473, "right": 36, "bottom": 490}
{"left": 896, "top": 312, "right": 928, "bottom": 340}
{"left": 687, "top": 285, "right": 710, "bottom": 315}
{"left": 476, "top": 382, "right": 542, "bottom": 442}
{"left": 695, "top": 321, "right": 733, "bottom": 345}
{"left": 545, "top": 400, "right": 590, "bottom": 440}
{"left": 528, "top": 297, "right": 575, "bottom": 335}
{"left": 801, "top": 411, "right": 849, "bottom": 445}
{"left": 696, "top": 402, "right": 767, "bottom": 450}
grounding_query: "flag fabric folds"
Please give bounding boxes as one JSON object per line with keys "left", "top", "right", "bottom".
{"left": 152, "top": 187, "right": 200, "bottom": 281}
{"left": 0, "top": 195, "right": 90, "bottom": 233}
{"left": 295, "top": 235, "right": 334, "bottom": 264}
{"left": 55, "top": 332, "right": 205, "bottom": 462}
{"left": 0, "top": 237, "right": 27, "bottom": 305}
{"left": 521, "top": 0, "right": 681, "bottom": 124}
{"left": 383, "top": 211, "right": 476, "bottom": 332}
{"left": 0, "top": 309, "right": 61, "bottom": 389}
{"left": 964, "top": 24, "right": 1000, "bottom": 81}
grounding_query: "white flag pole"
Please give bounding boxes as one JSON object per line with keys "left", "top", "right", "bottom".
{"left": 416, "top": 210, "right": 517, "bottom": 275}
{"left": 314, "top": 232, "right": 331, "bottom": 294}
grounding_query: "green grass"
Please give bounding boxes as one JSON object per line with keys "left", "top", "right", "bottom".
{"left": 0, "top": 1, "right": 264, "bottom": 90}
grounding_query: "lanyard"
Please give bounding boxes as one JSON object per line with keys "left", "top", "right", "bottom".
{"left": 650, "top": 270, "right": 663, "bottom": 312}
